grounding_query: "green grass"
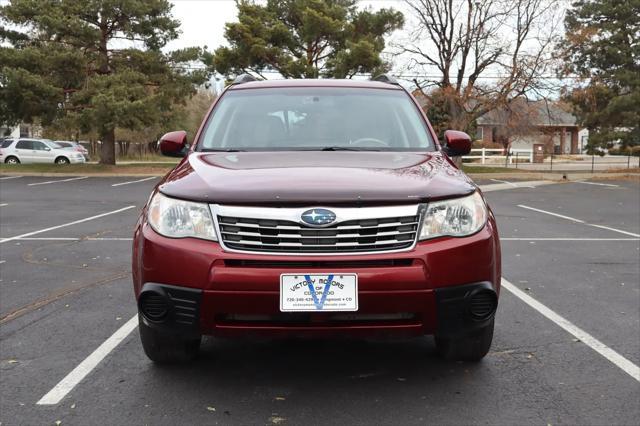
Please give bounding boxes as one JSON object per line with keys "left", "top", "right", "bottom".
{"left": 115, "top": 153, "right": 174, "bottom": 162}
{"left": 0, "top": 162, "right": 176, "bottom": 174}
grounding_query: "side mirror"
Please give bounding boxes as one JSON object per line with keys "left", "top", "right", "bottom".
{"left": 443, "top": 130, "right": 472, "bottom": 157}
{"left": 44, "top": 147, "right": 51, "bottom": 151}
{"left": 159, "top": 130, "right": 189, "bottom": 157}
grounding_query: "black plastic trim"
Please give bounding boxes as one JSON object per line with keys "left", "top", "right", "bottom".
{"left": 138, "top": 283, "right": 202, "bottom": 336}
{"left": 231, "top": 73, "right": 260, "bottom": 85}
{"left": 371, "top": 74, "right": 399, "bottom": 85}
{"left": 434, "top": 281, "right": 498, "bottom": 338}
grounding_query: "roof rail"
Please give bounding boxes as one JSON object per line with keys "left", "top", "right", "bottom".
{"left": 231, "top": 74, "right": 260, "bottom": 85}
{"left": 371, "top": 74, "right": 399, "bottom": 85}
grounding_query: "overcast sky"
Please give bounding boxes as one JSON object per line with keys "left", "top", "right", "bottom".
{"left": 0, "top": 0, "right": 569, "bottom": 94}
{"left": 165, "top": 0, "right": 405, "bottom": 52}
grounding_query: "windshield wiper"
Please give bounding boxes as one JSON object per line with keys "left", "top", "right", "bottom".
{"left": 319, "top": 146, "right": 380, "bottom": 151}
{"left": 200, "top": 148, "right": 247, "bottom": 152}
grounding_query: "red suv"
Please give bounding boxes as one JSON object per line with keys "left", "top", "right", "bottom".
{"left": 132, "top": 75, "right": 501, "bottom": 363}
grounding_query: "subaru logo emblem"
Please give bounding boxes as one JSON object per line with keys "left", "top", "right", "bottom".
{"left": 300, "top": 208, "right": 336, "bottom": 227}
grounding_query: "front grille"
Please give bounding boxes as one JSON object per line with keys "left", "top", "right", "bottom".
{"left": 217, "top": 214, "right": 420, "bottom": 253}
{"left": 224, "top": 259, "right": 414, "bottom": 268}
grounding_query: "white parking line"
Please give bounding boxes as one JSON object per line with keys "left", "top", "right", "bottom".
{"left": 4, "top": 237, "right": 78, "bottom": 241}
{"left": 518, "top": 204, "right": 640, "bottom": 237}
{"left": 517, "top": 204, "right": 584, "bottom": 223}
{"left": 501, "top": 237, "right": 639, "bottom": 241}
{"left": 501, "top": 278, "right": 640, "bottom": 382}
{"left": 0, "top": 203, "right": 7, "bottom": 207}
{"left": 576, "top": 181, "right": 619, "bottom": 188}
{"left": 0, "top": 260, "right": 5, "bottom": 264}
{"left": 28, "top": 176, "right": 88, "bottom": 186}
{"left": 6, "top": 236, "right": 638, "bottom": 243}
{"left": 479, "top": 180, "right": 553, "bottom": 192}
{"left": 588, "top": 224, "right": 640, "bottom": 237}
{"left": 0, "top": 206, "right": 136, "bottom": 244}
{"left": 112, "top": 177, "right": 156, "bottom": 187}
{"left": 37, "top": 314, "right": 139, "bottom": 405}
{"left": 0, "top": 176, "right": 22, "bottom": 180}
{"left": 35, "top": 277, "right": 640, "bottom": 405}
{"left": 5, "top": 237, "right": 133, "bottom": 241}
{"left": 490, "top": 178, "right": 519, "bottom": 187}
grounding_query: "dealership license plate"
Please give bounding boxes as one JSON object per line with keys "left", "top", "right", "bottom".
{"left": 280, "top": 273, "right": 358, "bottom": 312}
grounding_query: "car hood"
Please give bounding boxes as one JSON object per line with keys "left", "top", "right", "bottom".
{"left": 158, "top": 151, "right": 476, "bottom": 205}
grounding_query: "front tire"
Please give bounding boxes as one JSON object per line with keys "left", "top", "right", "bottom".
{"left": 138, "top": 316, "right": 201, "bottom": 363}
{"left": 435, "top": 318, "right": 494, "bottom": 362}
{"left": 55, "top": 156, "right": 70, "bottom": 165}
{"left": 4, "top": 156, "right": 20, "bottom": 164}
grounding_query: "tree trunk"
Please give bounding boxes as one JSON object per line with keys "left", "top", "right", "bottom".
{"left": 100, "top": 128, "right": 116, "bottom": 165}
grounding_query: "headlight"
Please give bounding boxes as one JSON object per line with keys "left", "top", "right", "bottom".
{"left": 419, "top": 191, "right": 487, "bottom": 240}
{"left": 147, "top": 192, "right": 217, "bottom": 241}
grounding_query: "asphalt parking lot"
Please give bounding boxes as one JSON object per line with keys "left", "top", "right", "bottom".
{"left": 0, "top": 174, "right": 638, "bottom": 425}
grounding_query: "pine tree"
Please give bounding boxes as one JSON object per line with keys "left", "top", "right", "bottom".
{"left": 209, "top": 0, "right": 403, "bottom": 79}
{"left": 563, "top": 0, "right": 640, "bottom": 149}
{"left": 0, "top": 0, "right": 209, "bottom": 164}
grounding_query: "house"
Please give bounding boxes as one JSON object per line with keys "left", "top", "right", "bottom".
{"left": 476, "top": 100, "right": 581, "bottom": 154}
{"left": 0, "top": 123, "right": 42, "bottom": 139}
{"left": 411, "top": 89, "right": 582, "bottom": 154}
{"left": 0, "top": 124, "right": 20, "bottom": 138}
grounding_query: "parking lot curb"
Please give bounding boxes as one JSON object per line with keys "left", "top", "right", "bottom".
{"left": 467, "top": 172, "right": 640, "bottom": 181}
{"left": 1, "top": 171, "right": 638, "bottom": 180}
{"left": 0, "top": 172, "right": 166, "bottom": 177}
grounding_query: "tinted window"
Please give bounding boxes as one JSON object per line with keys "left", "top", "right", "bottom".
{"left": 199, "top": 87, "right": 434, "bottom": 151}
{"left": 44, "top": 141, "right": 62, "bottom": 149}
{"left": 56, "top": 142, "right": 72, "bottom": 148}
{"left": 1, "top": 139, "right": 13, "bottom": 148}
{"left": 15, "top": 140, "right": 32, "bottom": 150}
{"left": 32, "top": 141, "right": 48, "bottom": 151}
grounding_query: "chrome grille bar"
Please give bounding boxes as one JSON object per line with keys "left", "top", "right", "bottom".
{"left": 219, "top": 229, "right": 418, "bottom": 239}
{"left": 210, "top": 204, "right": 422, "bottom": 255}
{"left": 217, "top": 220, "right": 418, "bottom": 231}
{"left": 222, "top": 239, "right": 414, "bottom": 247}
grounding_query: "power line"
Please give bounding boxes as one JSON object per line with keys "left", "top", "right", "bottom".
{"left": 171, "top": 65, "right": 584, "bottom": 80}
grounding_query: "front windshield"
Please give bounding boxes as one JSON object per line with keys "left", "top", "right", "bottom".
{"left": 199, "top": 87, "right": 435, "bottom": 151}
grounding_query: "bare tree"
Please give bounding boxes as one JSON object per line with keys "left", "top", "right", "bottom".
{"left": 398, "top": 0, "right": 563, "bottom": 132}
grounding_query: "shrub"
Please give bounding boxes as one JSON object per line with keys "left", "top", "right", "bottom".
{"left": 608, "top": 146, "right": 640, "bottom": 157}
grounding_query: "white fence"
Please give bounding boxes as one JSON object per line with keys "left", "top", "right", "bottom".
{"left": 463, "top": 148, "right": 533, "bottom": 164}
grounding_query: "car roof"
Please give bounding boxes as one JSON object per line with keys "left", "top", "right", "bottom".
{"left": 227, "top": 78, "right": 404, "bottom": 91}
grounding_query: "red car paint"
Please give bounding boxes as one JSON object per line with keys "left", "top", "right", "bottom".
{"left": 132, "top": 78, "right": 501, "bottom": 343}
{"left": 133, "top": 214, "right": 500, "bottom": 337}
{"left": 158, "top": 151, "right": 476, "bottom": 205}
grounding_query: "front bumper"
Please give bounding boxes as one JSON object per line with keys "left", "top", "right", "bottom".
{"left": 133, "top": 216, "right": 501, "bottom": 338}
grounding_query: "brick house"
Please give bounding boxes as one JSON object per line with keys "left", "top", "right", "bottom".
{"left": 476, "top": 100, "right": 581, "bottom": 154}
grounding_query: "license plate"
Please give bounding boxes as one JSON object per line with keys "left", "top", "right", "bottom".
{"left": 280, "top": 273, "right": 358, "bottom": 312}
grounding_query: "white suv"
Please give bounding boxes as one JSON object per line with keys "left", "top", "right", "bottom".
{"left": 0, "top": 138, "right": 86, "bottom": 164}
